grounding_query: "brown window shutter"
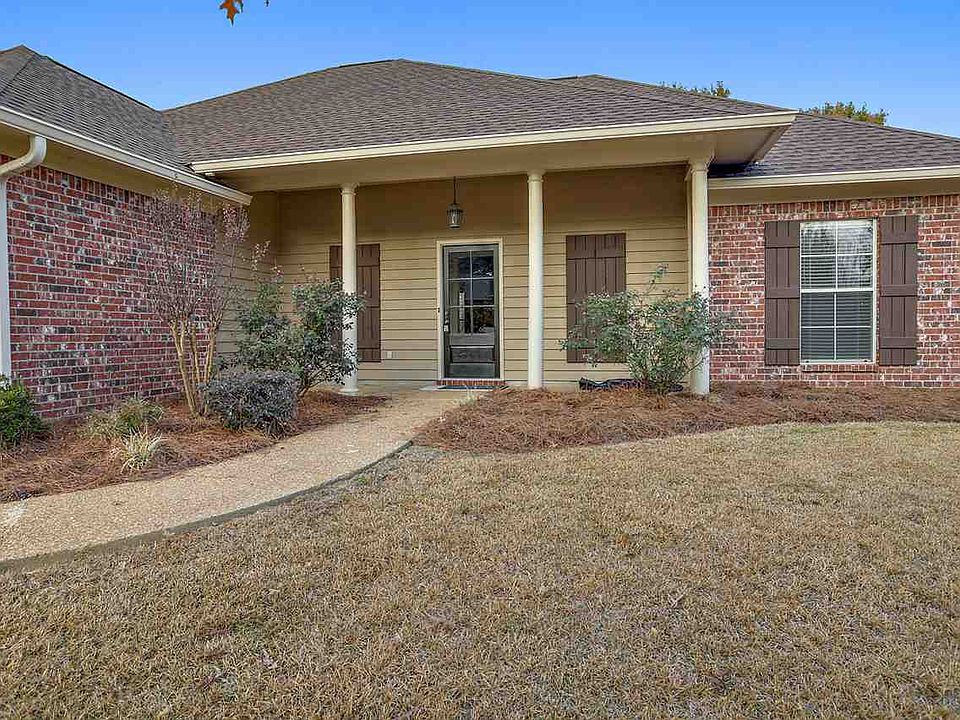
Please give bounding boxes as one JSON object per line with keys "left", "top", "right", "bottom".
{"left": 764, "top": 221, "right": 800, "bottom": 365}
{"left": 330, "top": 244, "right": 381, "bottom": 363}
{"left": 878, "top": 216, "right": 919, "bottom": 366}
{"left": 565, "top": 233, "right": 626, "bottom": 363}
{"left": 357, "top": 244, "right": 381, "bottom": 363}
{"left": 330, "top": 245, "right": 343, "bottom": 349}
{"left": 330, "top": 245, "right": 342, "bottom": 280}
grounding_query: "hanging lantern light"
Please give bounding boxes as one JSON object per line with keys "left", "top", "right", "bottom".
{"left": 447, "top": 177, "right": 464, "bottom": 229}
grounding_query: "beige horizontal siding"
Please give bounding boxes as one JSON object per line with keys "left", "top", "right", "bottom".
{"left": 258, "top": 165, "right": 688, "bottom": 384}
{"left": 218, "top": 192, "right": 280, "bottom": 355}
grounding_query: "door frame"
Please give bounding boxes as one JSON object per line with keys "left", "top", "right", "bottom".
{"left": 435, "top": 238, "right": 505, "bottom": 381}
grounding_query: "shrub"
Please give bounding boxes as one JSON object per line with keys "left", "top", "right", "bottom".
{"left": 83, "top": 398, "right": 164, "bottom": 441}
{"left": 203, "top": 369, "right": 299, "bottom": 435}
{"left": 233, "top": 275, "right": 363, "bottom": 395}
{"left": 562, "top": 267, "right": 735, "bottom": 395}
{"left": 0, "top": 375, "right": 45, "bottom": 449}
{"left": 116, "top": 431, "right": 168, "bottom": 472}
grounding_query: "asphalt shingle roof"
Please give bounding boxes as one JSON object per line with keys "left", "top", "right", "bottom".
{"left": 162, "top": 60, "right": 751, "bottom": 163}
{"left": 711, "top": 113, "right": 960, "bottom": 178}
{"left": 555, "top": 74, "right": 960, "bottom": 179}
{"left": 0, "top": 45, "right": 184, "bottom": 168}
{"left": 3, "top": 45, "right": 960, "bottom": 183}
{"left": 554, "top": 74, "right": 784, "bottom": 116}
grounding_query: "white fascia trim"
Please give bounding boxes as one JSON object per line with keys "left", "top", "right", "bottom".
{"left": 710, "top": 164, "right": 960, "bottom": 189}
{"left": 191, "top": 111, "right": 797, "bottom": 173}
{"left": 0, "top": 105, "right": 251, "bottom": 205}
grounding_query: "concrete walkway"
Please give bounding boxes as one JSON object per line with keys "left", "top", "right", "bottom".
{"left": 0, "top": 389, "right": 465, "bottom": 564}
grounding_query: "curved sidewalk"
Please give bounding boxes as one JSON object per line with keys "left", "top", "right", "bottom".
{"left": 0, "top": 390, "right": 464, "bottom": 566}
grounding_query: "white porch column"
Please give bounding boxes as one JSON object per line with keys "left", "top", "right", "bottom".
{"left": 689, "top": 159, "right": 711, "bottom": 396}
{"left": 527, "top": 171, "right": 545, "bottom": 389}
{"left": 340, "top": 184, "right": 359, "bottom": 394}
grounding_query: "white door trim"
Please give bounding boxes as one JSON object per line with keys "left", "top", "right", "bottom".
{"left": 435, "top": 237, "right": 505, "bottom": 382}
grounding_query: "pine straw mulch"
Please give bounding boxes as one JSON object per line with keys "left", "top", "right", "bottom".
{"left": 417, "top": 382, "right": 960, "bottom": 452}
{"left": 2, "top": 423, "right": 958, "bottom": 717}
{"left": 0, "top": 392, "right": 384, "bottom": 502}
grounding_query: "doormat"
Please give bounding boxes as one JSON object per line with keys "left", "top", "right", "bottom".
{"left": 436, "top": 381, "right": 508, "bottom": 391}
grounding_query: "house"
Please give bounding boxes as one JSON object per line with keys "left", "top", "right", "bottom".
{"left": 0, "top": 45, "right": 957, "bottom": 416}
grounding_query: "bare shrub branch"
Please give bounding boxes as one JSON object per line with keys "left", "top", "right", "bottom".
{"left": 145, "top": 193, "right": 248, "bottom": 415}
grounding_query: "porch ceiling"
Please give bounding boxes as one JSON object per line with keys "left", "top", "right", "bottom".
{"left": 199, "top": 120, "right": 790, "bottom": 193}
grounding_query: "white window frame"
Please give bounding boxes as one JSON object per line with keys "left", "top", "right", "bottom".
{"left": 799, "top": 219, "right": 877, "bottom": 365}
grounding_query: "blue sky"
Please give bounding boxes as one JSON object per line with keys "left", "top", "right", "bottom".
{"left": 3, "top": 0, "right": 960, "bottom": 135}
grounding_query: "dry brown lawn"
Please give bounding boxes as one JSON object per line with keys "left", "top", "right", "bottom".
{"left": 417, "top": 383, "right": 960, "bottom": 452}
{"left": 1, "top": 422, "right": 959, "bottom": 718}
{"left": 0, "top": 391, "right": 383, "bottom": 501}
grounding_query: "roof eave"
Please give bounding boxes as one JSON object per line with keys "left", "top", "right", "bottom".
{"left": 0, "top": 104, "right": 251, "bottom": 205}
{"left": 709, "top": 164, "right": 960, "bottom": 189}
{"left": 189, "top": 111, "right": 798, "bottom": 173}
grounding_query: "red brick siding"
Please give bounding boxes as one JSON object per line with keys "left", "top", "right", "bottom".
{"left": 3, "top": 160, "right": 207, "bottom": 416}
{"left": 710, "top": 195, "right": 960, "bottom": 387}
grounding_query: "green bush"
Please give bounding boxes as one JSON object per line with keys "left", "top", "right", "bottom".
{"left": 232, "top": 275, "right": 364, "bottom": 395}
{"left": 83, "top": 398, "right": 164, "bottom": 441}
{"left": 562, "top": 267, "right": 735, "bottom": 395}
{"left": 203, "top": 369, "right": 299, "bottom": 436}
{"left": 0, "top": 375, "right": 45, "bottom": 449}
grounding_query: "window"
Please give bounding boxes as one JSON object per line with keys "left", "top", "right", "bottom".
{"left": 800, "top": 220, "right": 875, "bottom": 363}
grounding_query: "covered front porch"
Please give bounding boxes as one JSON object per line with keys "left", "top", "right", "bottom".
{"left": 214, "top": 124, "right": 785, "bottom": 394}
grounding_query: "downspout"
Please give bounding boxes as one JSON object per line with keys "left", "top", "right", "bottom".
{"left": 0, "top": 136, "right": 47, "bottom": 378}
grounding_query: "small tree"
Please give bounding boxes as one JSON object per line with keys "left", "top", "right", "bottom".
{"left": 562, "top": 267, "right": 735, "bottom": 394}
{"left": 146, "top": 193, "right": 248, "bottom": 415}
{"left": 233, "top": 273, "right": 364, "bottom": 396}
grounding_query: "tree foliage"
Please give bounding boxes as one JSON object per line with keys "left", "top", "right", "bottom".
{"left": 662, "top": 82, "right": 889, "bottom": 126}
{"left": 220, "top": 0, "right": 270, "bottom": 23}
{"left": 806, "top": 101, "right": 888, "bottom": 125}
{"left": 661, "top": 81, "right": 731, "bottom": 98}
{"left": 562, "top": 267, "right": 735, "bottom": 394}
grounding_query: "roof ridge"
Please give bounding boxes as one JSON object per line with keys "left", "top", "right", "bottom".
{"left": 0, "top": 45, "right": 37, "bottom": 96}
{"left": 21, "top": 47, "right": 161, "bottom": 113}
{"left": 0, "top": 44, "right": 31, "bottom": 57}
{"left": 166, "top": 57, "right": 751, "bottom": 120}
{"left": 391, "top": 59, "right": 747, "bottom": 118}
{"left": 163, "top": 58, "right": 404, "bottom": 113}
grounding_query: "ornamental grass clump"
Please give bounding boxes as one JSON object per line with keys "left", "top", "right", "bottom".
{"left": 116, "top": 431, "right": 169, "bottom": 473}
{"left": 82, "top": 398, "right": 165, "bottom": 441}
{"left": 563, "top": 266, "right": 735, "bottom": 394}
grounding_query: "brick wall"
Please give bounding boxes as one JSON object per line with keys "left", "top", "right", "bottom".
{"left": 710, "top": 195, "right": 960, "bottom": 387}
{"left": 3, "top": 160, "right": 208, "bottom": 416}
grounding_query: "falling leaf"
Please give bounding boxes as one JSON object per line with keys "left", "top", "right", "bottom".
{"left": 220, "top": 0, "right": 244, "bottom": 23}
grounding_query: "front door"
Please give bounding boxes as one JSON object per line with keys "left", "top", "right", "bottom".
{"left": 442, "top": 244, "right": 499, "bottom": 379}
